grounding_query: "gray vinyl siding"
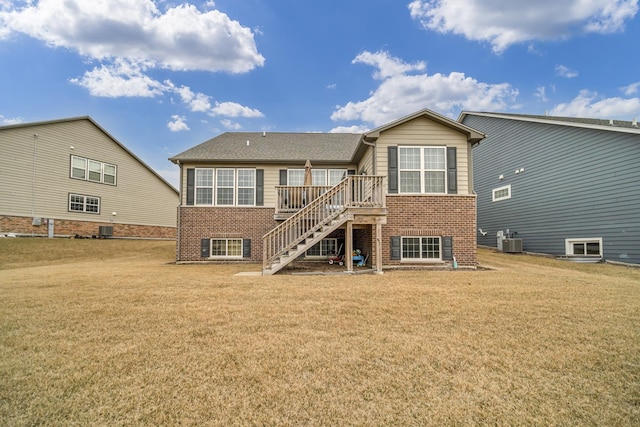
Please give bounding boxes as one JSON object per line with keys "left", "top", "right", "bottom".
{"left": 464, "top": 114, "right": 640, "bottom": 264}
{"left": 0, "top": 119, "right": 178, "bottom": 227}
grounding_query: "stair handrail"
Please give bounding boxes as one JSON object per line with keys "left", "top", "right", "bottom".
{"left": 263, "top": 178, "right": 349, "bottom": 269}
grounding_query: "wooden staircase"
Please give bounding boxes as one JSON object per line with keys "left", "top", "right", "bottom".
{"left": 263, "top": 175, "right": 385, "bottom": 275}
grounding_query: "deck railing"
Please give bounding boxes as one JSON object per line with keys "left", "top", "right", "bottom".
{"left": 264, "top": 175, "right": 385, "bottom": 269}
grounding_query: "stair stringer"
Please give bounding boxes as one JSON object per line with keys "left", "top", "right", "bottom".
{"left": 262, "top": 214, "right": 350, "bottom": 275}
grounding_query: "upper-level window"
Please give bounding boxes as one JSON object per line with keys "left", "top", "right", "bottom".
{"left": 71, "top": 156, "right": 117, "bottom": 185}
{"left": 287, "top": 169, "right": 347, "bottom": 186}
{"left": 399, "top": 147, "right": 446, "bottom": 194}
{"left": 492, "top": 184, "right": 511, "bottom": 202}
{"left": 195, "top": 169, "right": 213, "bottom": 205}
{"left": 195, "top": 168, "right": 255, "bottom": 206}
{"left": 69, "top": 193, "right": 100, "bottom": 214}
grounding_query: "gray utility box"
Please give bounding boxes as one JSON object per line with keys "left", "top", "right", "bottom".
{"left": 502, "top": 238, "right": 523, "bottom": 253}
{"left": 98, "top": 226, "right": 113, "bottom": 238}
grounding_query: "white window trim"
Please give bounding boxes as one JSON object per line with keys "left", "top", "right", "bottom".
{"left": 492, "top": 184, "right": 512, "bottom": 202}
{"left": 401, "top": 236, "right": 442, "bottom": 262}
{"left": 70, "top": 155, "right": 117, "bottom": 186}
{"left": 210, "top": 238, "right": 243, "bottom": 259}
{"left": 216, "top": 168, "right": 235, "bottom": 206}
{"left": 68, "top": 193, "right": 100, "bottom": 214}
{"left": 287, "top": 169, "right": 348, "bottom": 186}
{"left": 236, "top": 168, "right": 256, "bottom": 206}
{"left": 565, "top": 238, "right": 603, "bottom": 258}
{"left": 305, "top": 238, "right": 338, "bottom": 259}
{"left": 193, "top": 168, "right": 257, "bottom": 207}
{"left": 287, "top": 169, "right": 305, "bottom": 186}
{"left": 398, "top": 146, "right": 447, "bottom": 194}
{"left": 195, "top": 168, "right": 214, "bottom": 206}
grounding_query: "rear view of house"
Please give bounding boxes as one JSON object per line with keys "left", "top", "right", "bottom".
{"left": 460, "top": 111, "right": 640, "bottom": 264}
{"left": 0, "top": 117, "right": 178, "bottom": 239}
{"left": 171, "top": 109, "right": 484, "bottom": 274}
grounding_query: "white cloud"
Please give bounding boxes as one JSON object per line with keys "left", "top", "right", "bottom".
{"left": 331, "top": 51, "right": 518, "bottom": 126}
{"left": 555, "top": 64, "right": 578, "bottom": 78}
{"left": 535, "top": 86, "right": 548, "bottom": 102}
{"left": 211, "top": 102, "right": 264, "bottom": 118}
{"left": 550, "top": 89, "right": 640, "bottom": 118}
{"left": 220, "top": 119, "right": 243, "bottom": 130}
{"left": 352, "top": 50, "right": 426, "bottom": 80}
{"left": 167, "top": 115, "right": 190, "bottom": 132}
{"left": 0, "top": 114, "right": 24, "bottom": 125}
{"left": 0, "top": 0, "right": 264, "bottom": 73}
{"left": 622, "top": 82, "right": 640, "bottom": 95}
{"left": 169, "top": 84, "right": 212, "bottom": 113}
{"left": 408, "top": 0, "right": 639, "bottom": 53}
{"left": 329, "top": 125, "right": 370, "bottom": 133}
{"left": 70, "top": 59, "right": 166, "bottom": 97}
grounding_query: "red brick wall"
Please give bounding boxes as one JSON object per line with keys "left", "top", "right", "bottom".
{"left": 382, "top": 195, "right": 477, "bottom": 267}
{"left": 177, "top": 207, "right": 277, "bottom": 262}
{"left": 0, "top": 215, "right": 176, "bottom": 239}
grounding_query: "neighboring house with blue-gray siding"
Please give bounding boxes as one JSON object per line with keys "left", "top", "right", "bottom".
{"left": 459, "top": 111, "right": 640, "bottom": 265}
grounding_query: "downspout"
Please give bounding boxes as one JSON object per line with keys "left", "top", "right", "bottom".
{"left": 176, "top": 160, "right": 182, "bottom": 262}
{"left": 362, "top": 138, "right": 376, "bottom": 175}
{"left": 31, "top": 134, "right": 38, "bottom": 220}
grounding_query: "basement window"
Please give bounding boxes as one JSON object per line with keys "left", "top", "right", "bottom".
{"left": 211, "top": 238, "right": 243, "bottom": 258}
{"left": 402, "top": 236, "right": 441, "bottom": 261}
{"left": 565, "top": 238, "right": 603, "bottom": 258}
{"left": 492, "top": 184, "right": 511, "bottom": 202}
{"left": 305, "top": 238, "right": 338, "bottom": 258}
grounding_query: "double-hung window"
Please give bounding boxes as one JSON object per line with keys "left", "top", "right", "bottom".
{"left": 399, "top": 147, "right": 446, "bottom": 194}
{"left": 71, "top": 156, "right": 117, "bottom": 185}
{"left": 237, "top": 169, "right": 256, "bottom": 206}
{"left": 401, "top": 237, "right": 441, "bottom": 260}
{"left": 211, "top": 238, "right": 243, "bottom": 258}
{"left": 287, "top": 169, "right": 347, "bottom": 186}
{"left": 69, "top": 193, "right": 100, "bottom": 214}
{"left": 287, "top": 169, "right": 305, "bottom": 186}
{"left": 194, "top": 168, "right": 256, "bottom": 206}
{"left": 216, "top": 169, "right": 235, "bottom": 205}
{"left": 195, "top": 169, "right": 213, "bottom": 205}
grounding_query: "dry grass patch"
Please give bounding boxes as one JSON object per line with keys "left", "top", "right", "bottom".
{"left": 1, "top": 239, "right": 639, "bottom": 425}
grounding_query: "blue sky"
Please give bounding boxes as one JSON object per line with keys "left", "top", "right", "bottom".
{"left": 1, "top": 0, "right": 639, "bottom": 188}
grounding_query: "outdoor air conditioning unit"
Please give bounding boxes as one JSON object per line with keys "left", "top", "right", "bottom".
{"left": 98, "top": 226, "right": 113, "bottom": 238}
{"left": 502, "top": 238, "right": 523, "bottom": 253}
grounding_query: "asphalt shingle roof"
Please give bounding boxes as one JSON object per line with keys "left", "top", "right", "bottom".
{"left": 170, "top": 132, "right": 363, "bottom": 164}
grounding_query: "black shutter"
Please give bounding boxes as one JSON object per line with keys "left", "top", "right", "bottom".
{"left": 348, "top": 169, "right": 356, "bottom": 176}
{"left": 256, "top": 170, "right": 264, "bottom": 206}
{"left": 388, "top": 147, "right": 398, "bottom": 194}
{"left": 442, "top": 236, "right": 453, "bottom": 261}
{"left": 390, "top": 236, "right": 401, "bottom": 260}
{"left": 447, "top": 147, "right": 457, "bottom": 194}
{"left": 201, "top": 238, "right": 210, "bottom": 258}
{"left": 186, "top": 169, "right": 195, "bottom": 205}
{"left": 243, "top": 239, "right": 251, "bottom": 258}
{"left": 279, "top": 169, "right": 287, "bottom": 185}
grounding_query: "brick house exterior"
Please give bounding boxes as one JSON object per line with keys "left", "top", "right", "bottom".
{"left": 170, "top": 109, "right": 484, "bottom": 273}
{"left": 0, "top": 117, "right": 178, "bottom": 239}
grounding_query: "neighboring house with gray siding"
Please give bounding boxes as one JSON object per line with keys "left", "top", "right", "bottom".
{"left": 170, "top": 109, "right": 485, "bottom": 274}
{"left": 0, "top": 117, "right": 178, "bottom": 239}
{"left": 459, "top": 111, "right": 640, "bottom": 264}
